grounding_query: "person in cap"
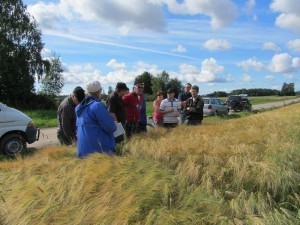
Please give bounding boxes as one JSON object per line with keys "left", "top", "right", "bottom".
{"left": 122, "top": 81, "right": 144, "bottom": 138}
{"left": 106, "top": 82, "right": 129, "bottom": 143}
{"left": 178, "top": 83, "right": 192, "bottom": 124}
{"left": 159, "top": 88, "right": 181, "bottom": 128}
{"left": 57, "top": 86, "right": 85, "bottom": 145}
{"left": 183, "top": 85, "right": 204, "bottom": 125}
{"left": 75, "top": 81, "right": 116, "bottom": 158}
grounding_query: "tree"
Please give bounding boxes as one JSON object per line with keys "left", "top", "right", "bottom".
{"left": 0, "top": 0, "right": 45, "bottom": 107}
{"left": 152, "top": 71, "right": 183, "bottom": 97}
{"left": 281, "top": 82, "right": 295, "bottom": 96}
{"left": 107, "top": 86, "right": 113, "bottom": 95}
{"left": 134, "top": 71, "right": 153, "bottom": 95}
{"left": 40, "top": 54, "right": 64, "bottom": 96}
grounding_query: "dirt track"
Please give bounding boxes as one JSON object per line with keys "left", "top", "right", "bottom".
{"left": 28, "top": 98, "right": 300, "bottom": 149}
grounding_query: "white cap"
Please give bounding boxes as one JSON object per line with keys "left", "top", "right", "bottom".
{"left": 86, "top": 81, "right": 102, "bottom": 93}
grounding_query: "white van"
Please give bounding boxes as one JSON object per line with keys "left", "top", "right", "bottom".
{"left": 0, "top": 102, "right": 39, "bottom": 156}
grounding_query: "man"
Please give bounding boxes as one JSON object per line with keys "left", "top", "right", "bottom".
{"left": 57, "top": 86, "right": 85, "bottom": 145}
{"left": 122, "top": 81, "right": 144, "bottom": 138}
{"left": 76, "top": 81, "right": 116, "bottom": 158}
{"left": 159, "top": 88, "right": 181, "bottom": 128}
{"left": 178, "top": 83, "right": 192, "bottom": 124}
{"left": 106, "top": 82, "right": 129, "bottom": 143}
{"left": 183, "top": 85, "right": 204, "bottom": 125}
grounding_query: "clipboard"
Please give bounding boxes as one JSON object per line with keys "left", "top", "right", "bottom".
{"left": 113, "top": 122, "right": 125, "bottom": 137}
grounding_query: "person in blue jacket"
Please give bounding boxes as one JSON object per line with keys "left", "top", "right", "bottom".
{"left": 75, "top": 81, "right": 116, "bottom": 158}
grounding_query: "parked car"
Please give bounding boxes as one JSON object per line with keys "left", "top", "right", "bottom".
{"left": 226, "top": 95, "right": 252, "bottom": 111}
{"left": 0, "top": 102, "right": 39, "bottom": 156}
{"left": 203, "top": 97, "right": 229, "bottom": 116}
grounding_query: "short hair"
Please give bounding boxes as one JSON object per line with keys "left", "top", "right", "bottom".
{"left": 185, "top": 83, "right": 192, "bottom": 87}
{"left": 191, "top": 85, "right": 199, "bottom": 93}
{"left": 156, "top": 90, "right": 163, "bottom": 96}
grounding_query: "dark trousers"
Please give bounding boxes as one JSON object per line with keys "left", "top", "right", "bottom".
{"left": 57, "top": 129, "right": 74, "bottom": 145}
{"left": 124, "top": 121, "right": 141, "bottom": 139}
{"left": 187, "top": 120, "right": 202, "bottom": 126}
{"left": 163, "top": 123, "right": 178, "bottom": 129}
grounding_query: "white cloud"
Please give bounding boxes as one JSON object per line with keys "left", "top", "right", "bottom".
{"left": 203, "top": 39, "right": 231, "bottom": 51}
{"left": 270, "top": 0, "right": 300, "bottom": 33}
{"left": 178, "top": 58, "right": 226, "bottom": 83}
{"left": 172, "top": 44, "right": 186, "bottom": 53}
{"left": 265, "top": 75, "right": 275, "bottom": 80}
{"left": 287, "top": 39, "right": 300, "bottom": 52}
{"left": 237, "top": 57, "right": 265, "bottom": 71}
{"left": 106, "top": 59, "right": 127, "bottom": 70}
{"left": 241, "top": 74, "right": 251, "bottom": 82}
{"left": 268, "top": 53, "right": 300, "bottom": 73}
{"left": 262, "top": 42, "right": 281, "bottom": 52}
{"left": 41, "top": 48, "right": 52, "bottom": 58}
{"left": 244, "top": 0, "right": 256, "bottom": 12}
{"left": 164, "top": 0, "right": 238, "bottom": 29}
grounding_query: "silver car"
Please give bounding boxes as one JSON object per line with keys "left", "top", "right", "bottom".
{"left": 203, "top": 97, "right": 229, "bottom": 116}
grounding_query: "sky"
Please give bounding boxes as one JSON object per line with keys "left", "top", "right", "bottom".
{"left": 23, "top": 0, "right": 300, "bottom": 95}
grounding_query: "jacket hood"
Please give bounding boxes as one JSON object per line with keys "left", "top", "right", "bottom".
{"left": 76, "top": 95, "right": 98, "bottom": 116}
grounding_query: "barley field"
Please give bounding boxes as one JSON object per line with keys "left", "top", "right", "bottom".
{"left": 1, "top": 103, "right": 300, "bottom": 224}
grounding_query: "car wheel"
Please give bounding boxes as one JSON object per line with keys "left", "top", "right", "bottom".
{"left": 0, "top": 133, "right": 26, "bottom": 156}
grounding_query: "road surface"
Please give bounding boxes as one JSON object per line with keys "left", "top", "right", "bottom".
{"left": 28, "top": 98, "right": 300, "bottom": 149}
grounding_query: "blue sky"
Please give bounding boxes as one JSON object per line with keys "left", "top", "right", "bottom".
{"left": 23, "top": 0, "right": 300, "bottom": 95}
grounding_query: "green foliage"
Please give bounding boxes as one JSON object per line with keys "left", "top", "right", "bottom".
{"left": 0, "top": 0, "right": 44, "bottom": 107}
{"left": 134, "top": 71, "right": 153, "bottom": 95}
{"left": 230, "top": 88, "right": 280, "bottom": 96}
{"left": 151, "top": 70, "right": 183, "bottom": 97}
{"left": 24, "top": 109, "right": 57, "bottom": 128}
{"left": 280, "top": 82, "right": 295, "bottom": 96}
{"left": 40, "top": 54, "right": 64, "bottom": 96}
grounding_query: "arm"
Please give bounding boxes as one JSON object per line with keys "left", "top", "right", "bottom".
{"left": 107, "top": 96, "right": 118, "bottom": 122}
{"left": 158, "top": 101, "right": 173, "bottom": 115}
{"left": 93, "top": 103, "right": 117, "bottom": 134}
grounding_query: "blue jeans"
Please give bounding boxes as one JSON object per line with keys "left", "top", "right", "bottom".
{"left": 179, "top": 113, "right": 186, "bottom": 124}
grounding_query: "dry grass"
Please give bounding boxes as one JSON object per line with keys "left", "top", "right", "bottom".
{"left": 1, "top": 104, "right": 300, "bottom": 224}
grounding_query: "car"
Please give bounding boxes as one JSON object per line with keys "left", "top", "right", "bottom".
{"left": 226, "top": 95, "right": 252, "bottom": 111}
{"left": 203, "top": 97, "right": 229, "bottom": 116}
{"left": 0, "top": 102, "right": 40, "bottom": 156}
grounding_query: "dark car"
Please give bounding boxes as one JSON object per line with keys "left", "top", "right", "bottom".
{"left": 226, "top": 95, "right": 251, "bottom": 111}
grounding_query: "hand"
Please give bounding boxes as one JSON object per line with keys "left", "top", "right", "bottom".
{"left": 168, "top": 108, "right": 174, "bottom": 113}
{"left": 187, "top": 107, "right": 191, "bottom": 111}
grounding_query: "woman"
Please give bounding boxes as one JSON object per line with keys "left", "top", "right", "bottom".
{"left": 153, "top": 90, "right": 164, "bottom": 127}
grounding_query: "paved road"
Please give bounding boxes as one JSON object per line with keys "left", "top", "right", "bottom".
{"left": 28, "top": 98, "right": 300, "bottom": 149}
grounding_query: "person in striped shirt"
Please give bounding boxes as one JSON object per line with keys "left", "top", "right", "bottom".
{"left": 159, "top": 88, "right": 181, "bottom": 128}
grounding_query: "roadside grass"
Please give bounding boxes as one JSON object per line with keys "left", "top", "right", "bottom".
{"left": 0, "top": 103, "right": 299, "bottom": 224}
{"left": 24, "top": 110, "right": 57, "bottom": 128}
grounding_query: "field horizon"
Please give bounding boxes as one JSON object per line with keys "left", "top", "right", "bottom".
{"left": 1, "top": 103, "right": 300, "bottom": 224}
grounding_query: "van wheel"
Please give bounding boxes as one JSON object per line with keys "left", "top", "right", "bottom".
{"left": 0, "top": 134, "right": 26, "bottom": 156}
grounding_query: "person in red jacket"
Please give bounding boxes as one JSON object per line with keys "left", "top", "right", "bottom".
{"left": 122, "top": 81, "right": 144, "bottom": 138}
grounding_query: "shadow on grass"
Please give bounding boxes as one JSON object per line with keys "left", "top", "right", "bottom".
{"left": 0, "top": 147, "right": 39, "bottom": 162}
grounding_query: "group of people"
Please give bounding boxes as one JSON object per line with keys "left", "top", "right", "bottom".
{"left": 57, "top": 81, "right": 204, "bottom": 158}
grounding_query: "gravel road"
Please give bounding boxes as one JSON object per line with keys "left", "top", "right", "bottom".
{"left": 28, "top": 98, "right": 300, "bottom": 149}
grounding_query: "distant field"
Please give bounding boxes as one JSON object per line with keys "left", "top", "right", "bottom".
{"left": 1, "top": 103, "right": 299, "bottom": 224}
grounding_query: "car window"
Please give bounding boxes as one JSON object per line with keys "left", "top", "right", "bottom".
{"left": 218, "top": 99, "right": 224, "bottom": 105}
{"left": 211, "top": 99, "right": 218, "bottom": 105}
{"left": 203, "top": 99, "right": 210, "bottom": 104}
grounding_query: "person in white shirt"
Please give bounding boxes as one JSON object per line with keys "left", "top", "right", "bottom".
{"left": 159, "top": 88, "right": 181, "bottom": 128}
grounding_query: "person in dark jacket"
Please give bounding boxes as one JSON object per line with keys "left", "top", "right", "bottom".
{"left": 76, "top": 81, "right": 116, "bottom": 158}
{"left": 183, "top": 85, "right": 204, "bottom": 125}
{"left": 57, "top": 86, "right": 85, "bottom": 145}
{"left": 106, "top": 82, "right": 129, "bottom": 143}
